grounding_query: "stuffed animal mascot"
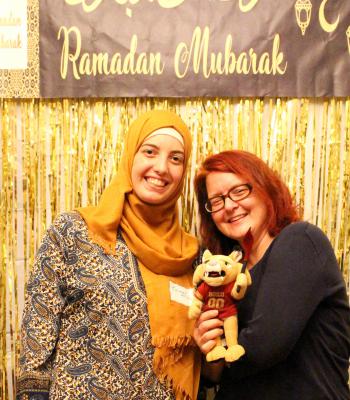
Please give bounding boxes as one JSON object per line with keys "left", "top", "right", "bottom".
{"left": 188, "top": 250, "right": 251, "bottom": 362}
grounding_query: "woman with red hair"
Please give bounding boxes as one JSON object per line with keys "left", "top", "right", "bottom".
{"left": 193, "top": 150, "right": 350, "bottom": 400}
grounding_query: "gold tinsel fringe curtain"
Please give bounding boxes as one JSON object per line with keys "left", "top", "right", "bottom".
{"left": 0, "top": 97, "right": 349, "bottom": 400}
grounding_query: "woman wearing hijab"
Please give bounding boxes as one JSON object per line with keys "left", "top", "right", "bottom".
{"left": 16, "top": 110, "right": 201, "bottom": 400}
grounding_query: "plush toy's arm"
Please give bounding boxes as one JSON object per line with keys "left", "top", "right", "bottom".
{"left": 188, "top": 292, "right": 204, "bottom": 320}
{"left": 232, "top": 272, "right": 250, "bottom": 300}
{"left": 244, "top": 268, "right": 252, "bottom": 286}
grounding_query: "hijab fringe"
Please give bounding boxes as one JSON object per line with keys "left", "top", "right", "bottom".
{"left": 152, "top": 334, "right": 193, "bottom": 349}
{"left": 152, "top": 335, "right": 196, "bottom": 399}
{"left": 153, "top": 348, "right": 184, "bottom": 372}
{"left": 155, "top": 369, "right": 193, "bottom": 400}
{"left": 152, "top": 335, "right": 194, "bottom": 370}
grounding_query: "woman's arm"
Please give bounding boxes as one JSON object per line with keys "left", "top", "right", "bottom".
{"left": 16, "top": 216, "right": 68, "bottom": 400}
{"left": 193, "top": 309, "right": 225, "bottom": 382}
{"left": 227, "top": 223, "right": 337, "bottom": 379}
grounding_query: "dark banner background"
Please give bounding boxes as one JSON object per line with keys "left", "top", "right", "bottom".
{"left": 40, "top": 0, "right": 350, "bottom": 98}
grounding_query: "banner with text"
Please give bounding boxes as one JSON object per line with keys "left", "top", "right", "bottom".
{"left": 40, "top": 0, "right": 350, "bottom": 98}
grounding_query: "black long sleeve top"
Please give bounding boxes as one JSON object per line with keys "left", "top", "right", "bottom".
{"left": 216, "top": 221, "right": 350, "bottom": 400}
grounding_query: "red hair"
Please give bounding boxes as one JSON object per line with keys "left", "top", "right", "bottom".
{"left": 194, "top": 150, "right": 301, "bottom": 254}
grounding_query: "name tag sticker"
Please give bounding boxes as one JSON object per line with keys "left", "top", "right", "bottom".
{"left": 169, "top": 281, "right": 193, "bottom": 307}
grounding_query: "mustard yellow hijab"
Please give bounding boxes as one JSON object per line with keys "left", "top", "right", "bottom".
{"left": 77, "top": 110, "right": 200, "bottom": 400}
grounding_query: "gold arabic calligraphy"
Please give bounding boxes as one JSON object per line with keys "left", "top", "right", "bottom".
{"left": 64, "top": 0, "right": 185, "bottom": 13}
{"left": 64, "top": 0, "right": 259, "bottom": 14}
{"left": 65, "top": 0, "right": 342, "bottom": 35}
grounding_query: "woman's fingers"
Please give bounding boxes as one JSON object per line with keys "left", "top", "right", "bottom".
{"left": 196, "top": 309, "right": 222, "bottom": 324}
{"left": 193, "top": 310, "right": 224, "bottom": 354}
{"left": 200, "top": 338, "right": 219, "bottom": 355}
{"left": 198, "top": 328, "right": 224, "bottom": 354}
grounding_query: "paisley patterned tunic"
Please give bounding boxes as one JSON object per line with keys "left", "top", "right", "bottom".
{"left": 16, "top": 212, "right": 175, "bottom": 400}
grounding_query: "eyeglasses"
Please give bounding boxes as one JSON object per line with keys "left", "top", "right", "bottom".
{"left": 205, "top": 183, "right": 252, "bottom": 213}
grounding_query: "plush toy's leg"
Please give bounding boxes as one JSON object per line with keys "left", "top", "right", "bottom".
{"left": 206, "top": 336, "right": 226, "bottom": 362}
{"left": 224, "top": 315, "right": 245, "bottom": 362}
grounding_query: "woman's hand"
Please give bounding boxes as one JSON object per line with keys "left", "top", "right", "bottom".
{"left": 194, "top": 309, "right": 226, "bottom": 382}
{"left": 193, "top": 309, "right": 224, "bottom": 355}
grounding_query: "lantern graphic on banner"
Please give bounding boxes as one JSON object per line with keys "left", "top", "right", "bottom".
{"left": 347, "top": 26, "right": 350, "bottom": 55}
{"left": 295, "top": 0, "right": 312, "bottom": 35}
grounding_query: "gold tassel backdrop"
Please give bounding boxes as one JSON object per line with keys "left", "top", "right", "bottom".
{"left": 0, "top": 97, "right": 349, "bottom": 400}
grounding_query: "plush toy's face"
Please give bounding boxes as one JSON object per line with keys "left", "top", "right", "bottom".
{"left": 193, "top": 250, "right": 243, "bottom": 287}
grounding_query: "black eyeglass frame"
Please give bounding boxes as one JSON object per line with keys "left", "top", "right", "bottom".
{"left": 205, "top": 183, "right": 253, "bottom": 213}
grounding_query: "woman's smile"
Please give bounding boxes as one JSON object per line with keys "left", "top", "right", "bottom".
{"left": 227, "top": 212, "right": 248, "bottom": 224}
{"left": 145, "top": 176, "right": 168, "bottom": 188}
